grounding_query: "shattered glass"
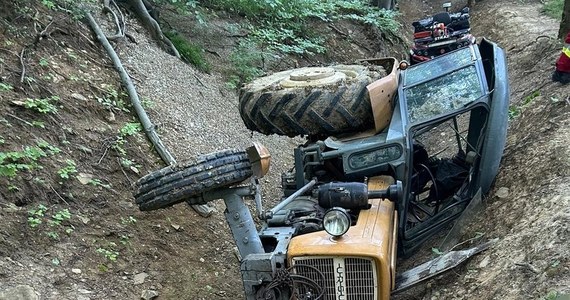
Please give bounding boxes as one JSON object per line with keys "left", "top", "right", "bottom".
{"left": 405, "top": 65, "right": 483, "bottom": 123}
{"left": 405, "top": 48, "right": 474, "bottom": 86}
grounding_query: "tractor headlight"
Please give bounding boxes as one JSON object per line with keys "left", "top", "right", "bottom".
{"left": 323, "top": 207, "right": 351, "bottom": 237}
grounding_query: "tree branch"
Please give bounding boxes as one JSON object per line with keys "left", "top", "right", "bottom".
{"left": 85, "top": 11, "right": 212, "bottom": 217}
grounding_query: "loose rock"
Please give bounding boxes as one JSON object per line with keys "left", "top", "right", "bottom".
{"left": 133, "top": 272, "right": 149, "bottom": 285}
{"left": 495, "top": 187, "right": 509, "bottom": 199}
{"left": 0, "top": 285, "right": 38, "bottom": 300}
{"left": 140, "top": 290, "right": 159, "bottom": 300}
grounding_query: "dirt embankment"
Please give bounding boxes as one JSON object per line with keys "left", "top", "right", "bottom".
{"left": 0, "top": 0, "right": 568, "bottom": 299}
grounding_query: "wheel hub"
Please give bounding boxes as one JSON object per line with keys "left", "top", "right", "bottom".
{"left": 289, "top": 67, "right": 336, "bottom": 81}
{"left": 281, "top": 67, "right": 346, "bottom": 88}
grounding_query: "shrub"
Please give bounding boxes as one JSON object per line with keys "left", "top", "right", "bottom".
{"left": 165, "top": 31, "right": 211, "bottom": 72}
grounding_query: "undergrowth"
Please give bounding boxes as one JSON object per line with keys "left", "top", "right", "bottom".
{"left": 165, "top": 31, "right": 211, "bottom": 72}
{"left": 161, "top": 0, "right": 400, "bottom": 86}
{"left": 542, "top": 0, "right": 564, "bottom": 19}
{"left": 207, "top": 0, "right": 399, "bottom": 54}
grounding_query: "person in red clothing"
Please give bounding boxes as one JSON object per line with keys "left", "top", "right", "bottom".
{"left": 552, "top": 32, "right": 570, "bottom": 84}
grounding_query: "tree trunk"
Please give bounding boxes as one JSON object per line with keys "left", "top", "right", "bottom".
{"left": 559, "top": 0, "right": 570, "bottom": 39}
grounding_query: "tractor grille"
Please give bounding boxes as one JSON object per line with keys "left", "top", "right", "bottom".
{"left": 292, "top": 256, "right": 377, "bottom": 300}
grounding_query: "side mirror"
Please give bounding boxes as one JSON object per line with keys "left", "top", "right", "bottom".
{"left": 442, "top": 2, "right": 451, "bottom": 11}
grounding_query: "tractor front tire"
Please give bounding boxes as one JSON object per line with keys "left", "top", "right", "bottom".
{"left": 134, "top": 149, "right": 252, "bottom": 211}
{"left": 239, "top": 65, "right": 385, "bottom": 137}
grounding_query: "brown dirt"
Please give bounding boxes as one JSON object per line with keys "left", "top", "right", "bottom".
{"left": 0, "top": 0, "right": 568, "bottom": 299}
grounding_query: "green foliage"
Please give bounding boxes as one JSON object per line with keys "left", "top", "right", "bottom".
{"left": 341, "top": 8, "right": 400, "bottom": 35}
{"left": 119, "top": 122, "right": 142, "bottom": 137}
{"left": 42, "top": 0, "right": 56, "bottom": 9}
{"left": 37, "top": 0, "right": 91, "bottom": 19}
{"left": 0, "top": 145, "right": 48, "bottom": 178}
{"left": 32, "top": 121, "right": 45, "bottom": 128}
{"left": 24, "top": 96, "right": 59, "bottom": 114}
{"left": 57, "top": 159, "right": 77, "bottom": 179}
{"left": 39, "top": 57, "right": 49, "bottom": 67}
{"left": 119, "top": 234, "right": 130, "bottom": 245}
{"left": 28, "top": 204, "right": 48, "bottom": 228}
{"left": 111, "top": 122, "right": 142, "bottom": 156}
{"left": 88, "top": 178, "right": 112, "bottom": 189}
{"left": 28, "top": 205, "right": 73, "bottom": 240}
{"left": 0, "top": 83, "right": 13, "bottom": 91}
{"left": 543, "top": 291, "right": 569, "bottom": 300}
{"left": 50, "top": 209, "right": 71, "bottom": 226}
{"left": 96, "top": 85, "right": 129, "bottom": 112}
{"left": 250, "top": 27, "right": 326, "bottom": 55}
{"left": 162, "top": 0, "right": 207, "bottom": 24}
{"left": 37, "top": 140, "right": 61, "bottom": 155}
{"left": 0, "top": 141, "right": 59, "bottom": 178}
{"left": 96, "top": 247, "right": 119, "bottom": 262}
{"left": 227, "top": 39, "right": 266, "bottom": 88}
{"left": 141, "top": 97, "right": 155, "bottom": 109}
{"left": 121, "top": 216, "right": 137, "bottom": 225}
{"left": 210, "top": 0, "right": 398, "bottom": 55}
{"left": 165, "top": 31, "right": 211, "bottom": 72}
{"left": 509, "top": 90, "right": 540, "bottom": 120}
{"left": 46, "top": 231, "right": 59, "bottom": 239}
{"left": 542, "top": 0, "right": 564, "bottom": 19}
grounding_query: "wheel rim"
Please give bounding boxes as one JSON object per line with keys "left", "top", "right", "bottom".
{"left": 289, "top": 67, "right": 335, "bottom": 81}
{"left": 281, "top": 67, "right": 346, "bottom": 88}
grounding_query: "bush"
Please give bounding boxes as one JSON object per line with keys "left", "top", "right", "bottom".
{"left": 543, "top": 0, "right": 564, "bottom": 19}
{"left": 206, "top": 0, "right": 399, "bottom": 55}
{"left": 165, "top": 31, "right": 211, "bottom": 72}
{"left": 227, "top": 39, "right": 267, "bottom": 89}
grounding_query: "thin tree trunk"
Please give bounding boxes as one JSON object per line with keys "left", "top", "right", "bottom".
{"left": 559, "top": 0, "right": 570, "bottom": 39}
{"left": 85, "top": 11, "right": 213, "bottom": 217}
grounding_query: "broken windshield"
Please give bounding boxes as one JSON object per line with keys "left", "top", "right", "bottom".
{"left": 405, "top": 47, "right": 474, "bottom": 86}
{"left": 405, "top": 65, "right": 483, "bottom": 123}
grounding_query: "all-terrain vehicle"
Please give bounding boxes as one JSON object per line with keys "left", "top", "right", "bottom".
{"left": 410, "top": 3, "right": 475, "bottom": 65}
{"left": 133, "top": 39, "right": 509, "bottom": 299}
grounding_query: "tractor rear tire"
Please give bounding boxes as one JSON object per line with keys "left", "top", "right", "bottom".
{"left": 134, "top": 149, "right": 252, "bottom": 211}
{"left": 239, "top": 65, "right": 385, "bottom": 137}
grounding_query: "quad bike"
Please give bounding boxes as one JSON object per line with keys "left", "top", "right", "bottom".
{"left": 133, "top": 39, "right": 509, "bottom": 299}
{"left": 410, "top": 2, "right": 476, "bottom": 65}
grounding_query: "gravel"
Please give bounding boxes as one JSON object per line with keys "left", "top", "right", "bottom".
{"left": 120, "top": 27, "right": 303, "bottom": 203}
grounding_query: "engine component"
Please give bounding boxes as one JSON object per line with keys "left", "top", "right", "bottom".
{"left": 368, "top": 181, "right": 403, "bottom": 202}
{"left": 317, "top": 182, "right": 369, "bottom": 209}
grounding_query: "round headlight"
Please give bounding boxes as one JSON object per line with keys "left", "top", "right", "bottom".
{"left": 323, "top": 207, "right": 351, "bottom": 237}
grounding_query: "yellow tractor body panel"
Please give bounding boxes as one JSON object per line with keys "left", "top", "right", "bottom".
{"left": 287, "top": 176, "right": 397, "bottom": 300}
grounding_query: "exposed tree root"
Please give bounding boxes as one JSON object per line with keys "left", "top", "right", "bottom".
{"left": 120, "top": 0, "right": 180, "bottom": 58}
{"left": 103, "top": 0, "right": 126, "bottom": 41}
{"left": 19, "top": 47, "right": 26, "bottom": 83}
{"left": 85, "top": 11, "right": 213, "bottom": 217}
